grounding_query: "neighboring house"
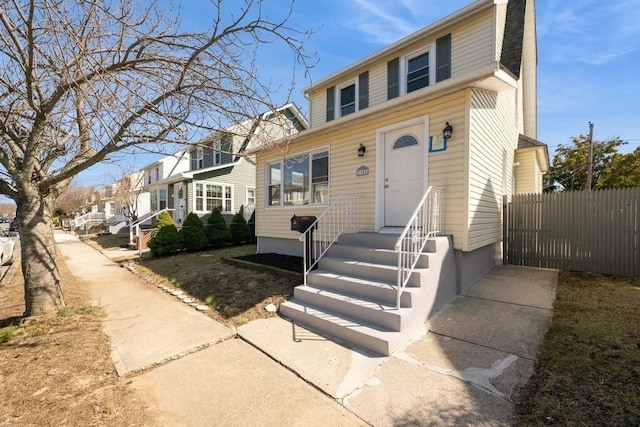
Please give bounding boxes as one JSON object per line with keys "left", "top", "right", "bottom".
{"left": 142, "top": 103, "right": 307, "bottom": 224}
{"left": 251, "top": 0, "right": 549, "bottom": 355}
{"left": 74, "top": 172, "right": 150, "bottom": 233}
{"left": 103, "top": 171, "right": 151, "bottom": 227}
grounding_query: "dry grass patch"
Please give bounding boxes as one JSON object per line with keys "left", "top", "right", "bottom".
{"left": 517, "top": 271, "right": 640, "bottom": 425}
{"left": 129, "top": 244, "right": 301, "bottom": 326}
{"left": 85, "top": 233, "right": 302, "bottom": 326}
{"left": 0, "top": 250, "right": 154, "bottom": 426}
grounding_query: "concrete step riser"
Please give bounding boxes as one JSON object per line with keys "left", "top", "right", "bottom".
{"left": 318, "top": 257, "right": 422, "bottom": 287}
{"left": 293, "top": 287, "right": 403, "bottom": 331}
{"left": 337, "top": 233, "right": 439, "bottom": 253}
{"left": 307, "top": 272, "right": 413, "bottom": 307}
{"left": 327, "top": 245, "right": 430, "bottom": 269}
{"left": 337, "top": 233, "right": 400, "bottom": 250}
{"left": 279, "top": 304, "right": 392, "bottom": 355}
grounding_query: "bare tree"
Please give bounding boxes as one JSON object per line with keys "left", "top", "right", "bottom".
{"left": 0, "top": 0, "right": 313, "bottom": 316}
{"left": 54, "top": 183, "right": 92, "bottom": 217}
{"left": 111, "top": 171, "right": 145, "bottom": 222}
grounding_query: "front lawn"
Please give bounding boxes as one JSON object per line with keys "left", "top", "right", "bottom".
{"left": 517, "top": 271, "right": 640, "bottom": 425}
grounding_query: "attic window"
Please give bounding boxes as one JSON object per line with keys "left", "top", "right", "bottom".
{"left": 407, "top": 51, "right": 429, "bottom": 93}
{"left": 393, "top": 135, "right": 418, "bottom": 149}
{"left": 340, "top": 82, "right": 356, "bottom": 116}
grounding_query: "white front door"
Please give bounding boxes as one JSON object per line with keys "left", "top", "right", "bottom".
{"left": 383, "top": 122, "right": 426, "bottom": 226}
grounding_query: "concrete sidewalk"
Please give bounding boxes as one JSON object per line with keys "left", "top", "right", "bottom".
{"left": 56, "top": 231, "right": 557, "bottom": 426}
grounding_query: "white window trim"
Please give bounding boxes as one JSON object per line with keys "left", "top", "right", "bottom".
{"left": 336, "top": 79, "right": 358, "bottom": 118}
{"left": 192, "top": 181, "right": 234, "bottom": 214}
{"left": 265, "top": 147, "right": 330, "bottom": 209}
{"left": 401, "top": 44, "right": 435, "bottom": 96}
{"left": 246, "top": 186, "right": 256, "bottom": 206}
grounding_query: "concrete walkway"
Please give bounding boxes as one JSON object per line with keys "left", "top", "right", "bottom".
{"left": 55, "top": 232, "right": 558, "bottom": 426}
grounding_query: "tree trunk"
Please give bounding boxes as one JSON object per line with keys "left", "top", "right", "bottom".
{"left": 17, "top": 185, "right": 65, "bottom": 317}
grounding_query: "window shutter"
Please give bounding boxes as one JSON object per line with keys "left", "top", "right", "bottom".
{"left": 358, "top": 71, "right": 369, "bottom": 110}
{"left": 387, "top": 58, "right": 399, "bottom": 99}
{"left": 326, "top": 86, "right": 335, "bottom": 122}
{"left": 436, "top": 33, "right": 452, "bottom": 82}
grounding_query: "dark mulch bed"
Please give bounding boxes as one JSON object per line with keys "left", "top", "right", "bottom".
{"left": 233, "top": 252, "right": 304, "bottom": 274}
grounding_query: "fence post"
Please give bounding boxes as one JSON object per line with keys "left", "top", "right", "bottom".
{"left": 502, "top": 195, "right": 509, "bottom": 265}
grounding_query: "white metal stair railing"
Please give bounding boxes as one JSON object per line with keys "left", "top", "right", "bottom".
{"left": 299, "top": 194, "right": 360, "bottom": 285}
{"left": 394, "top": 186, "right": 444, "bottom": 308}
{"left": 129, "top": 208, "right": 174, "bottom": 252}
{"left": 73, "top": 212, "right": 107, "bottom": 231}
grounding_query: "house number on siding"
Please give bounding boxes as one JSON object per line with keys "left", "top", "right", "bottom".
{"left": 356, "top": 165, "right": 369, "bottom": 176}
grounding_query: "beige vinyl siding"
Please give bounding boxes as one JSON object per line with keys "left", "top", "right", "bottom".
{"left": 494, "top": 2, "right": 507, "bottom": 62}
{"left": 228, "top": 158, "right": 256, "bottom": 213}
{"left": 368, "top": 63, "right": 387, "bottom": 109}
{"left": 466, "top": 88, "right": 517, "bottom": 251}
{"left": 306, "top": 7, "right": 496, "bottom": 128}
{"left": 256, "top": 89, "right": 469, "bottom": 249}
{"left": 256, "top": 126, "right": 377, "bottom": 240}
{"left": 522, "top": 0, "right": 538, "bottom": 138}
{"left": 514, "top": 150, "right": 544, "bottom": 194}
{"left": 309, "top": 88, "right": 327, "bottom": 129}
{"left": 423, "top": 90, "right": 468, "bottom": 250}
{"left": 450, "top": 7, "right": 495, "bottom": 79}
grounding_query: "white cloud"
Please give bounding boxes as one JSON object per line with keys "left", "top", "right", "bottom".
{"left": 343, "top": 0, "right": 470, "bottom": 45}
{"left": 538, "top": 0, "right": 640, "bottom": 65}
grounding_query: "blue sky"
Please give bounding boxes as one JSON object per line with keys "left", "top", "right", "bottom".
{"left": 73, "top": 0, "right": 640, "bottom": 187}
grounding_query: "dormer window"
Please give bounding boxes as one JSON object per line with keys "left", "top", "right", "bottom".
{"left": 196, "top": 147, "right": 204, "bottom": 169}
{"left": 325, "top": 71, "right": 369, "bottom": 122}
{"left": 213, "top": 142, "right": 222, "bottom": 165}
{"left": 387, "top": 33, "right": 452, "bottom": 100}
{"left": 407, "top": 51, "right": 430, "bottom": 93}
{"left": 339, "top": 81, "right": 356, "bottom": 116}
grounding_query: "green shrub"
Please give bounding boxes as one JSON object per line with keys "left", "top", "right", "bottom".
{"left": 206, "top": 207, "right": 232, "bottom": 246}
{"left": 155, "top": 210, "right": 175, "bottom": 228}
{"left": 230, "top": 206, "right": 251, "bottom": 244}
{"left": 148, "top": 223, "right": 183, "bottom": 256}
{"left": 248, "top": 209, "right": 256, "bottom": 243}
{"left": 181, "top": 212, "right": 208, "bottom": 250}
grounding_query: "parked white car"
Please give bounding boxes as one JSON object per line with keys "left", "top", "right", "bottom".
{"left": 0, "top": 228, "right": 15, "bottom": 266}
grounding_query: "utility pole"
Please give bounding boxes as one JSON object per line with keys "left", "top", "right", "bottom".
{"left": 586, "top": 121, "right": 594, "bottom": 190}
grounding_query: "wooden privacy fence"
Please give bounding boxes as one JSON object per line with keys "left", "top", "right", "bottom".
{"left": 504, "top": 188, "right": 640, "bottom": 277}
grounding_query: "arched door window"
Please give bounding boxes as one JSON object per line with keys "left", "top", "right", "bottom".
{"left": 393, "top": 134, "right": 418, "bottom": 149}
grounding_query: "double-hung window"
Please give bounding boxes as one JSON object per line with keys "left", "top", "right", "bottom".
{"left": 406, "top": 50, "right": 430, "bottom": 93}
{"left": 267, "top": 150, "right": 330, "bottom": 207}
{"left": 325, "top": 71, "right": 369, "bottom": 122}
{"left": 196, "top": 148, "right": 204, "bottom": 169}
{"left": 195, "top": 182, "right": 232, "bottom": 213}
{"left": 213, "top": 142, "right": 222, "bottom": 165}
{"left": 246, "top": 187, "right": 256, "bottom": 205}
{"left": 150, "top": 188, "right": 167, "bottom": 211}
{"left": 339, "top": 82, "right": 356, "bottom": 117}
{"left": 387, "top": 33, "right": 451, "bottom": 99}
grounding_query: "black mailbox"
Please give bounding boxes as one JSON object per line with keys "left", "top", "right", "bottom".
{"left": 290, "top": 215, "right": 317, "bottom": 233}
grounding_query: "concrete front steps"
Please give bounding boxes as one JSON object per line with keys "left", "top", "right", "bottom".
{"left": 279, "top": 233, "right": 456, "bottom": 356}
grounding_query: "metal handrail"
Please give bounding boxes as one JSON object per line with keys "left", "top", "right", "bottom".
{"left": 299, "top": 194, "right": 360, "bottom": 285}
{"left": 394, "top": 186, "right": 444, "bottom": 308}
{"left": 129, "top": 208, "right": 174, "bottom": 252}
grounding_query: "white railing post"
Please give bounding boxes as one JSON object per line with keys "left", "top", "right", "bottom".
{"left": 394, "top": 187, "right": 444, "bottom": 308}
{"left": 299, "top": 195, "right": 360, "bottom": 286}
{"left": 127, "top": 208, "right": 175, "bottom": 253}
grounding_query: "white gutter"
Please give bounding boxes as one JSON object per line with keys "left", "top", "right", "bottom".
{"left": 302, "top": 0, "right": 495, "bottom": 94}
{"left": 249, "top": 61, "right": 515, "bottom": 155}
